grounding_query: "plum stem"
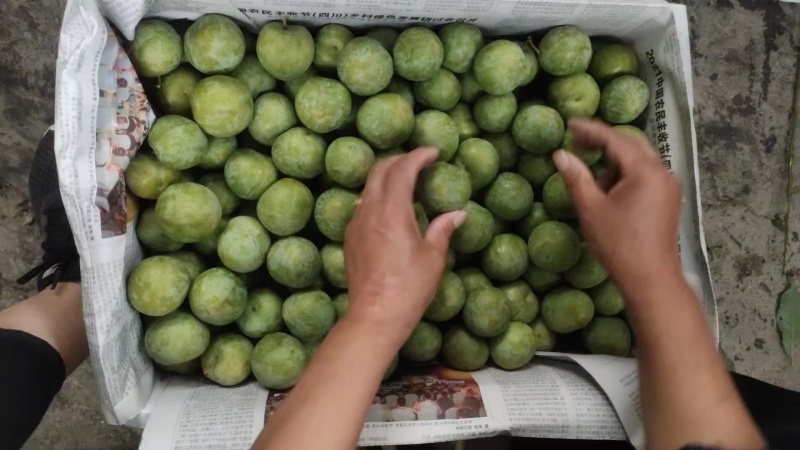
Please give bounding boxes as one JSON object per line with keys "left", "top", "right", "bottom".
{"left": 282, "top": 16, "right": 288, "bottom": 29}
{"left": 526, "top": 36, "right": 540, "bottom": 56}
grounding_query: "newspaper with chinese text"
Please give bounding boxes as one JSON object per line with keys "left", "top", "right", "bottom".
{"left": 54, "top": 0, "right": 711, "bottom": 448}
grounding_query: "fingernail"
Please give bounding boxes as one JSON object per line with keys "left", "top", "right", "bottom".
{"left": 552, "top": 150, "right": 573, "bottom": 172}
{"left": 452, "top": 210, "right": 467, "bottom": 229}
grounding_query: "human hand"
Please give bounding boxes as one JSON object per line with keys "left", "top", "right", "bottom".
{"left": 343, "top": 147, "right": 466, "bottom": 347}
{"left": 553, "top": 118, "right": 682, "bottom": 290}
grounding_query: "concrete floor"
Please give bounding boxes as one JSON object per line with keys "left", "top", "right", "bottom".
{"left": 0, "top": 0, "right": 798, "bottom": 448}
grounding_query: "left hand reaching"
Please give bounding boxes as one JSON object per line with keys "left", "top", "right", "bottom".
{"left": 343, "top": 147, "right": 466, "bottom": 347}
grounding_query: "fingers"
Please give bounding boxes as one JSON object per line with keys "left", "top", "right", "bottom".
{"left": 425, "top": 210, "right": 467, "bottom": 255}
{"left": 568, "top": 118, "right": 652, "bottom": 174}
{"left": 381, "top": 147, "right": 440, "bottom": 201}
{"left": 553, "top": 150, "right": 604, "bottom": 213}
{"left": 361, "top": 154, "right": 402, "bottom": 202}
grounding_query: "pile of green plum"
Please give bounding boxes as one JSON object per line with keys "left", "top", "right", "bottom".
{"left": 126, "top": 14, "right": 648, "bottom": 389}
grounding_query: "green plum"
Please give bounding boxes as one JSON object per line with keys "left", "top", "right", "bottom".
{"left": 199, "top": 136, "right": 237, "bottom": 169}
{"left": 538, "top": 25, "right": 592, "bottom": 76}
{"left": 192, "top": 216, "right": 229, "bottom": 257}
{"left": 453, "top": 138, "right": 499, "bottom": 191}
{"left": 159, "top": 358, "right": 200, "bottom": 375}
{"left": 529, "top": 318, "right": 556, "bottom": 351}
{"left": 447, "top": 103, "right": 481, "bottom": 142}
{"left": 473, "top": 93, "right": 517, "bottom": 133}
{"left": 148, "top": 115, "right": 208, "bottom": 170}
{"left": 237, "top": 288, "right": 284, "bottom": 338}
{"left": 541, "top": 287, "right": 594, "bottom": 333}
{"left": 417, "top": 162, "right": 471, "bottom": 214}
{"left": 512, "top": 105, "right": 565, "bottom": 154}
{"left": 590, "top": 280, "right": 625, "bottom": 316}
{"left": 217, "top": 216, "right": 271, "bottom": 273}
{"left": 184, "top": 14, "right": 245, "bottom": 74}
{"left": 248, "top": 92, "right": 297, "bottom": 146}
{"left": 128, "top": 255, "right": 189, "bottom": 316}
{"left": 457, "top": 267, "right": 492, "bottom": 293}
{"left": 337, "top": 37, "right": 394, "bottom": 96}
{"left": 132, "top": 19, "right": 182, "bottom": 77}
{"left": 481, "top": 234, "right": 530, "bottom": 282}
{"left": 272, "top": 127, "right": 327, "bottom": 179}
{"left": 459, "top": 72, "right": 483, "bottom": 102}
{"left": 472, "top": 40, "right": 525, "bottom": 95}
{"left": 145, "top": 311, "right": 210, "bottom": 365}
{"left": 189, "top": 267, "right": 247, "bottom": 325}
{"left": 230, "top": 55, "right": 277, "bottom": 98}
{"left": 158, "top": 65, "right": 201, "bottom": 116}
{"left": 321, "top": 243, "right": 347, "bottom": 289}
{"left": 257, "top": 178, "right": 314, "bottom": 236}
{"left": 414, "top": 68, "right": 461, "bottom": 111}
{"left": 223, "top": 148, "right": 278, "bottom": 200}
{"left": 439, "top": 22, "right": 483, "bottom": 73}
{"left": 483, "top": 132, "right": 520, "bottom": 173}
{"left": 191, "top": 75, "right": 254, "bottom": 137}
{"left": 315, "top": 188, "right": 358, "bottom": 242}
{"left": 314, "top": 24, "right": 355, "bottom": 72}
{"left": 267, "top": 237, "right": 321, "bottom": 289}
{"left": 548, "top": 73, "right": 601, "bottom": 120}
{"left": 614, "top": 124, "right": 649, "bottom": 142}
{"left": 425, "top": 270, "right": 466, "bottom": 321}
{"left": 283, "top": 67, "right": 318, "bottom": 99}
{"left": 518, "top": 41, "right": 539, "bottom": 86}
{"left": 357, "top": 93, "right": 415, "bottom": 150}
{"left": 583, "top": 317, "right": 631, "bottom": 356}
{"left": 464, "top": 287, "right": 511, "bottom": 337}
{"left": 564, "top": 247, "right": 608, "bottom": 289}
{"left": 251, "top": 332, "right": 308, "bottom": 389}
{"left": 393, "top": 27, "right": 443, "bottom": 81}
{"left": 381, "top": 77, "right": 415, "bottom": 109}
{"left": 527, "top": 221, "right": 581, "bottom": 272}
{"left": 156, "top": 182, "right": 221, "bottom": 243}
{"left": 257, "top": 22, "right": 314, "bottom": 80}
{"left": 588, "top": 44, "right": 639, "bottom": 85}
{"left": 283, "top": 290, "right": 335, "bottom": 341}
{"left": 198, "top": 172, "right": 240, "bottom": 216}
{"left": 400, "top": 321, "right": 442, "bottom": 361}
{"left": 408, "top": 110, "right": 459, "bottom": 162}
{"left": 490, "top": 321, "right": 536, "bottom": 370}
{"left": 517, "top": 153, "right": 557, "bottom": 187}
{"left": 600, "top": 75, "right": 650, "bottom": 124}
{"left": 517, "top": 202, "right": 551, "bottom": 238}
{"left": 451, "top": 201, "right": 494, "bottom": 254}
{"left": 168, "top": 251, "right": 207, "bottom": 281}
{"left": 366, "top": 27, "right": 399, "bottom": 52}
{"left": 325, "top": 137, "right": 375, "bottom": 188}
{"left": 201, "top": 333, "right": 253, "bottom": 386}
{"left": 500, "top": 281, "right": 539, "bottom": 323}
{"left": 333, "top": 293, "right": 349, "bottom": 321}
{"left": 295, "top": 77, "right": 351, "bottom": 133}
{"left": 127, "top": 153, "right": 181, "bottom": 200}
{"left": 484, "top": 173, "right": 534, "bottom": 221}
{"left": 442, "top": 325, "right": 489, "bottom": 371}
{"left": 542, "top": 173, "right": 576, "bottom": 219}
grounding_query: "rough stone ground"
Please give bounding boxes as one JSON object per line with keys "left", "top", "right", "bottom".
{"left": 0, "top": 0, "right": 797, "bottom": 448}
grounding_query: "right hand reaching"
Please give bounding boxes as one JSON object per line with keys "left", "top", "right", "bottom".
{"left": 553, "top": 118, "right": 683, "bottom": 291}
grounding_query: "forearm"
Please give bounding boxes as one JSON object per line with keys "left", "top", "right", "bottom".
{"left": 620, "top": 268, "right": 764, "bottom": 450}
{"left": 252, "top": 316, "right": 399, "bottom": 450}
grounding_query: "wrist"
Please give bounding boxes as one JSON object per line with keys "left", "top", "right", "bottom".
{"left": 336, "top": 313, "right": 408, "bottom": 355}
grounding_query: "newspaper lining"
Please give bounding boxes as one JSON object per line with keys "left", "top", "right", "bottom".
{"left": 54, "top": 0, "right": 711, "bottom": 448}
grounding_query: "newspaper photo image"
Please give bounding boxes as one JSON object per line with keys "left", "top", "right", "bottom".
{"left": 53, "top": 0, "right": 711, "bottom": 449}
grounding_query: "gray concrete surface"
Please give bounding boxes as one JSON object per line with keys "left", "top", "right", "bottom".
{"left": 0, "top": 0, "right": 798, "bottom": 448}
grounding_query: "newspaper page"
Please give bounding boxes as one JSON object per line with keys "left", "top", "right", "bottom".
{"left": 55, "top": 0, "right": 710, "bottom": 442}
{"left": 138, "top": 359, "right": 631, "bottom": 449}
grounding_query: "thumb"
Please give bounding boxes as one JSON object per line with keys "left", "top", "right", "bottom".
{"left": 553, "top": 150, "right": 604, "bottom": 212}
{"left": 425, "top": 210, "right": 467, "bottom": 254}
